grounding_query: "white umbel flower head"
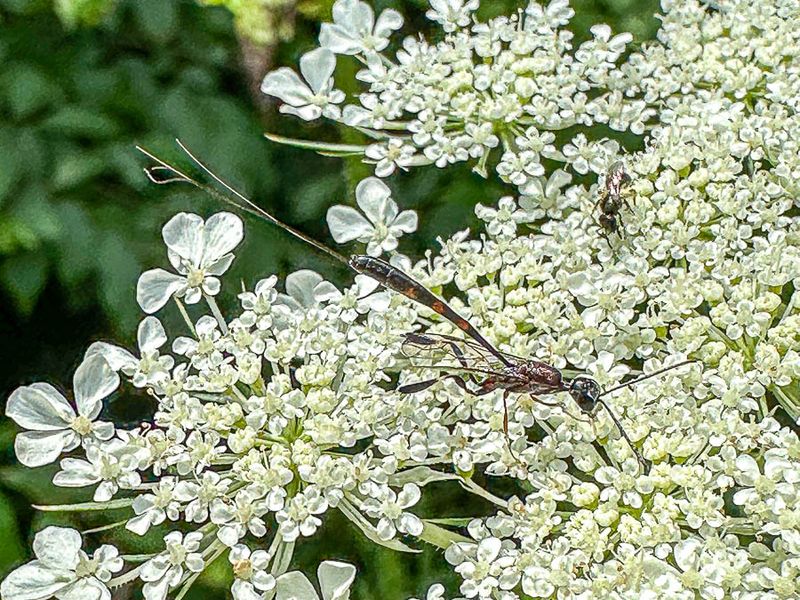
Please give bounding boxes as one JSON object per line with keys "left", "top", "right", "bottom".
{"left": 326, "top": 177, "right": 417, "bottom": 256}
{"left": 136, "top": 212, "right": 243, "bottom": 313}
{"left": 6, "top": 353, "right": 117, "bottom": 467}
{"left": 0, "top": 527, "right": 122, "bottom": 600}
{"left": 261, "top": 48, "right": 345, "bottom": 121}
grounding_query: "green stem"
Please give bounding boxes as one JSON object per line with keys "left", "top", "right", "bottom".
{"left": 205, "top": 294, "right": 228, "bottom": 335}
{"left": 174, "top": 297, "right": 196, "bottom": 335}
{"left": 460, "top": 478, "right": 508, "bottom": 508}
{"left": 416, "top": 520, "right": 471, "bottom": 550}
{"left": 772, "top": 386, "right": 800, "bottom": 420}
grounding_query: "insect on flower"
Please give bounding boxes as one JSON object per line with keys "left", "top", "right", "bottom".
{"left": 596, "top": 161, "right": 632, "bottom": 236}
{"left": 137, "top": 141, "right": 692, "bottom": 466}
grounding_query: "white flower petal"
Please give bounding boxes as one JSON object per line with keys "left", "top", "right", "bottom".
{"left": 6, "top": 384, "right": 73, "bottom": 431}
{"left": 355, "top": 177, "right": 392, "bottom": 224}
{"left": 333, "top": 0, "right": 373, "bottom": 33}
{"left": 73, "top": 354, "right": 119, "bottom": 418}
{"left": 261, "top": 68, "right": 314, "bottom": 106}
{"left": 58, "top": 579, "right": 109, "bottom": 600}
{"left": 285, "top": 270, "right": 325, "bottom": 308}
{"left": 327, "top": 206, "right": 373, "bottom": 243}
{"left": 34, "top": 526, "right": 82, "bottom": 570}
{"left": 318, "top": 561, "right": 356, "bottom": 600}
{"left": 205, "top": 253, "right": 235, "bottom": 277}
{"left": 202, "top": 212, "right": 244, "bottom": 266}
{"left": 391, "top": 210, "right": 418, "bottom": 234}
{"left": 54, "top": 458, "right": 100, "bottom": 487}
{"left": 232, "top": 579, "right": 263, "bottom": 600}
{"left": 0, "top": 562, "right": 74, "bottom": 600}
{"left": 84, "top": 342, "right": 136, "bottom": 372}
{"left": 374, "top": 9, "right": 403, "bottom": 38}
{"left": 138, "top": 317, "right": 168, "bottom": 353}
{"left": 136, "top": 269, "right": 186, "bottom": 314}
{"left": 161, "top": 213, "right": 204, "bottom": 262}
{"left": 276, "top": 571, "right": 319, "bottom": 600}
{"left": 314, "top": 281, "right": 343, "bottom": 303}
{"left": 299, "top": 48, "right": 337, "bottom": 94}
{"left": 142, "top": 578, "right": 171, "bottom": 600}
{"left": 320, "top": 24, "right": 363, "bottom": 55}
{"left": 280, "top": 104, "right": 323, "bottom": 122}
{"left": 15, "top": 430, "right": 74, "bottom": 467}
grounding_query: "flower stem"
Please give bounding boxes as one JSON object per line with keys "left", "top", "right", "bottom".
{"left": 205, "top": 293, "right": 229, "bottom": 335}
{"left": 174, "top": 297, "right": 196, "bottom": 336}
{"left": 270, "top": 538, "right": 296, "bottom": 578}
{"left": 416, "top": 520, "right": 470, "bottom": 550}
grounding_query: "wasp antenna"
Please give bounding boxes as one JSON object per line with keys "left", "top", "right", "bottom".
{"left": 597, "top": 398, "right": 646, "bottom": 469}
{"left": 171, "top": 139, "right": 350, "bottom": 267}
{"left": 599, "top": 359, "right": 696, "bottom": 398}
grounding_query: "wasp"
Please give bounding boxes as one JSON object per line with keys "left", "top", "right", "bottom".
{"left": 597, "top": 161, "right": 633, "bottom": 236}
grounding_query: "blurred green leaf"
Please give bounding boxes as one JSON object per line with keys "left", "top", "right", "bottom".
{"left": 54, "top": 0, "right": 117, "bottom": 28}
{"left": 131, "top": 0, "right": 178, "bottom": 43}
{"left": 53, "top": 149, "right": 107, "bottom": 190}
{"left": 0, "top": 250, "right": 48, "bottom": 315}
{"left": 2, "top": 64, "right": 62, "bottom": 119}
{"left": 0, "top": 492, "right": 25, "bottom": 574}
{"left": 42, "top": 106, "right": 121, "bottom": 139}
{"left": 0, "top": 129, "right": 24, "bottom": 204}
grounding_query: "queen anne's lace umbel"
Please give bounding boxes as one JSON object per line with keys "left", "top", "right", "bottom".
{"left": 4, "top": 1, "right": 800, "bottom": 599}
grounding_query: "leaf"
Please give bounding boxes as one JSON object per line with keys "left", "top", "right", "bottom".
{"left": 11, "top": 185, "right": 62, "bottom": 242}
{"left": 33, "top": 498, "right": 134, "bottom": 512}
{"left": 0, "top": 491, "right": 26, "bottom": 572}
{"left": 0, "top": 250, "right": 49, "bottom": 315}
{"left": 2, "top": 64, "right": 62, "bottom": 119}
{"left": 0, "top": 128, "right": 24, "bottom": 204}
{"left": 388, "top": 466, "right": 460, "bottom": 487}
{"left": 132, "top": 0, "right": 178, "bottom": 42}
{"left": 338, "top": 497, "right": 420, "bottom": 554}
{"left": 42, "top": 106, "right": 121, "bottom": 139}
{"left": 264, "top": 132, "right": 367, "bottom": 156}
{"left": 53, "top": 150, "right": 106, "bottom": 190}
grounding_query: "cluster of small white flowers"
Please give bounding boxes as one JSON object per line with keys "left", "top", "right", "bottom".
{"left": 262, "top": 0, "right": 649, "bottom": 218}
{"left": 4, "top": 1, "right": 800, "bottom": 600}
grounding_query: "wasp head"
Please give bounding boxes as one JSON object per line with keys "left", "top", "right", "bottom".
{"left": 569, "top": 377, "right": 602, "bottom": 413}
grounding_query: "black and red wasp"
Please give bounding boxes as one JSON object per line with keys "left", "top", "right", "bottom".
{"left": 138, "top": 141, "right": 693, "bottom": 466}
{"left": 596, "top": 161, "right": 632, "bottom": 236}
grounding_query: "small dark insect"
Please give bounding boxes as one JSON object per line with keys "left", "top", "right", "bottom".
{"left": 596, "top": 161, "right": 632, "bottom": 236}
{"left": 138, "top": 141, "right": 693, "bottom": 466}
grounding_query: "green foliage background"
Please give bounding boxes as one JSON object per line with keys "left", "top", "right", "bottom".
{"left": 0, "top": 0, "right": 658, "bottom": 596}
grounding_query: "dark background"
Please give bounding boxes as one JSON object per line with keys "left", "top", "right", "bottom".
{"left": 0, "top": 0, "right": 658, "bottom": 596}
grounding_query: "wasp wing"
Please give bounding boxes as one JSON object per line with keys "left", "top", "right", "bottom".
{"left": 401, "top": 331, "right": 525, "bottom": 369}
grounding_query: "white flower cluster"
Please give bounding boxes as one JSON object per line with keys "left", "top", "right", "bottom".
{"left": 4, "top": 1, "right": 800, "bottom": 600}
{"left": 261, "top": 0, "right": 647, "bottom": 218}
